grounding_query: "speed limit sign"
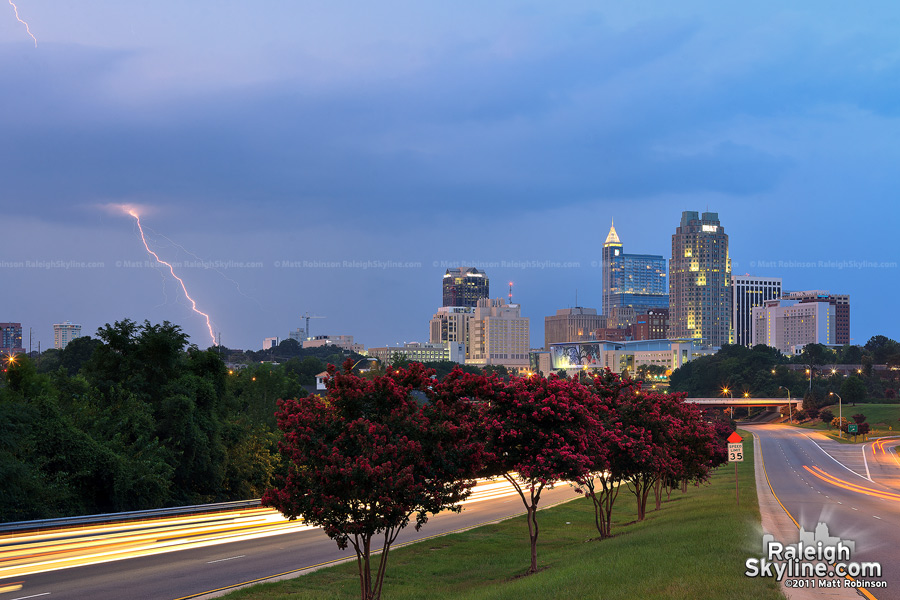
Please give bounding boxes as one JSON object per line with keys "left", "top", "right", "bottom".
{"left": 728, "top": 443, "right": 744, "bottom": 462}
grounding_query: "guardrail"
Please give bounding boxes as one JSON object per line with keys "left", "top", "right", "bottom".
{"left": 0, "top": 499, "right": 262, "bottom": 534}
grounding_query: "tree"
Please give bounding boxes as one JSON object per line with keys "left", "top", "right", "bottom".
{"left": 479, "top": 372, "right": 593, "bottom": 574}
{"left": 577, "top": 370, "right": 641, "bottom": 539}
{"left": 851, "top": 413, "right": 867, "bottom": 425}
{"left": 263, "top": 361, "right": 484, "bottom": 600}
{"left": 840, "top": 376, "right": 866, "bottom": 406}
{"left": 819, "top": 409, "right": 834, "bottom": 424}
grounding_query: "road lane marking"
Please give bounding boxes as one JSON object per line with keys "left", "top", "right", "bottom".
{"left": 874, "top": 516, "right": 882, "bottom": 520}
{"left": 801, "top": 433, "right": 872, "bottom": 481}
{"left": 9, "top": 593, "right": 50, "bottom": 600}
{"left": 207, "top": 555, "right": 245, "bottom": 564}
{"left": 754, "top": 431, "right": 879, "bottom": 600}
{"left": 862, "top": 443, "right": 873, "bottom": 481}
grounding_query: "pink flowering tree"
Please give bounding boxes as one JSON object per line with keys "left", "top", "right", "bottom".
{"left": 262, "top": 361, "right": 485, "bottom": 600}
{"left": 577, "top": 369, "right": 649, "bottom": 538}
{"left": 483, "top": 372, "right": 594, "bottom": 574}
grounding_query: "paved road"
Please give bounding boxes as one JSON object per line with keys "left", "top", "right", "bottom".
{"left": 748, "top": 425, "right": 900, "bottom": 599}
{"left": 0, "top": 479, "right": 579, "bottom": 600}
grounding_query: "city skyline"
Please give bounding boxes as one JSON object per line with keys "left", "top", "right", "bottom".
{"left": 2, "top": 2, "right": 899, "bottom": 350}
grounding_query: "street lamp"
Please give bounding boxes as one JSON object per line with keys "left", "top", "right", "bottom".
{"left": 830, "top": 391, "right": 843, "bottom": 438}
{"left": 779, "top": 386, "right": 792, "bottom": 424}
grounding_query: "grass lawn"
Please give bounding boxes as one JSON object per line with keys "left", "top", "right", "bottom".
{"left": 797, "top": 404, "right": 900, "bottom": 441}
{"left": 220, "top": 431, "right": 780, "bottom": 600}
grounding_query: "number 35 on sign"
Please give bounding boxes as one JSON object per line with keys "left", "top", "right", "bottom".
{"left": 728, "top": 443, "right": 744, "bottom": 462}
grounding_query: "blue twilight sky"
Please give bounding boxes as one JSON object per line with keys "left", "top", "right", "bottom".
{"left": 1, "top": 1, "right": 898, "bottom": 351}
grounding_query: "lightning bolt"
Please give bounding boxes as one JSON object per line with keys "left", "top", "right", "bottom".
{"left": 8, "top": 0, "right": 37, "bottom": 47}
{"left": 127, "top": 208, "right": 217, "bottom": 346}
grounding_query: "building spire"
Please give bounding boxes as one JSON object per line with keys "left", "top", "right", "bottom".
{"left": 604, "top": 219, "right": 621, "bottom": 245}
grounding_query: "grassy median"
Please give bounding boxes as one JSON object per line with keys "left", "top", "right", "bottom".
{"left": 223, "top": 431, "right": 779, "bottom": 600}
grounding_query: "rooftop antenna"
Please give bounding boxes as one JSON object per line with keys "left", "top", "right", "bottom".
{"left": 575, "top": 288, "right": 578, "bottom": 308}
{"left": 508, "top": 281, "right": 513, "bottom": 304}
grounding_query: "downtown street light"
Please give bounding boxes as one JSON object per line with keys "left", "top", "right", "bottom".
{"left": 830, "top": 391, "right": 843, "bottom": 438}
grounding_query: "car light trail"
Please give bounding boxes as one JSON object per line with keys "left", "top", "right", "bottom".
{"left": 0, "top": 478, "right": 530, "bottom": 581}
{"left": 125, "top": 207, "right": 217, "bottom": 346}
{"left": 803, "top": 465, "right": 900, "bottom": 501}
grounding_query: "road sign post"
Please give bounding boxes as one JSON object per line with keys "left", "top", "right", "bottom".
{"left": 727, "top": 431, "right": 743, "bottom": 506}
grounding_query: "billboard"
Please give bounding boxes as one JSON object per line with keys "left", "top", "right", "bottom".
{"left": 549, "top": 342, "right": 605, "bottom": 370}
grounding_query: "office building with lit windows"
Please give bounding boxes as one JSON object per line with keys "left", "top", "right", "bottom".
{"left": 783, "top": 290, "right": 850, "bottom": 345}
{"left": 466, "top": 298, "right": 530, "bottom": 371}
{"left": 668, "top": 211, "right": 732, "bottom": 348}
{"left": 751, "top": 298, "right": 835, "bottom": 354}
{"left": 601, "top": 221, "right": 668, "bottom": 326}
{"left": 442, "top": 267, "right": 489, "bottom": 308}
{"left": 732, "top": 276, "right": 782, "bottom": 347}
{"left": 53, "top": 321, "right": 83, "bottom": 350}
{"left": 543, "top": 307, "right": 606, "bottom": 350}
{"left": 0, "top": 323, "right": 25, "bottom": 354}
{"left": 429, "top": 306, "right": 475, "bottom": 357}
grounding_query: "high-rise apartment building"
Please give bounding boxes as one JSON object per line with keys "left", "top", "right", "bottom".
{"left": 0, "top": 323, "right": 24, "bottom": 354}
{"left": 53, "top": 321, "right": 83, "bottom": 350}
{"left": 783, "top": 290, "right": 850, "bottom": 345}
{"left": 442, "top": 267, "right": 489, "bottom": 308}
{"left": 732, "top": 276, "right": 782, "bottom": 347}
{"left": 752, "top": 299, "right": 835, "bottom": 354}
{"left": 544, "top": 307, "right": 606, "bottom": 350}
{"left": 601, "top": 222, "right": 668, "bottom": 321}
{"left": 466, "top": 298, "right": 530, "bottom": 370}
{"left": 668, "top": 211, "right": 732, "bottom": 347}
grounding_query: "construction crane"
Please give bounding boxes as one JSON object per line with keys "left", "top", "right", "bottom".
{"left": 301, "top": 312, "right": 326, "bottom": 339}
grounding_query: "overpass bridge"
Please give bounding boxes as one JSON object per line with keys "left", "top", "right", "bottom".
{"left": 685, "top": 397, "right": 802, "bottom": 408}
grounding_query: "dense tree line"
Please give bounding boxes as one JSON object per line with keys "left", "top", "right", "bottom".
{"left": 668, "top": 336, "right": 900, "bottom": 409}
{"left": 0, "top": 320, "right": 305, "bottom": 522}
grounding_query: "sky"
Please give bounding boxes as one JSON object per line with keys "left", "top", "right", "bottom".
{"left": 2, "top": 1, "right": 899, "bottom": 352}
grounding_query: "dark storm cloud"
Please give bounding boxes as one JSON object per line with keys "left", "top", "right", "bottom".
{"left": 1, "top": 11, "right": 894, "bottom": 229}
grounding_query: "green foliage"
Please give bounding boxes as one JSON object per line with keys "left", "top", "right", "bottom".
{"left": 840, "top": 376, "right": 867, "bottom": 406}
{"left": 668, "top": 344, "right": 793, "bottom": 397}
{"left": 0, "top": 319, "right": 284, "bottom": 522}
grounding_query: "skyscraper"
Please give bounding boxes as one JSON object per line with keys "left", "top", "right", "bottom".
{"left": 601, "top": 221, "right": 668, "bottom": 327}
{"left": 732, "top": 276, "right": 782, "bottom": 347}
{"left": 442, "top": 267, "right": 489, "bottom": 308}
{"left": 668, "top": 211, "right": 732, "bottom": 348}
{"left": 53, "top": 321, "right": 83, "bottom": 350}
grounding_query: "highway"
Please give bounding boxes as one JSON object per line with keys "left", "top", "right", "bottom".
{"left": 748, "top": 424, "right": 900, "bottom": 599}
{"left": 0, "top": 478, "right": 578, "bottom": 600}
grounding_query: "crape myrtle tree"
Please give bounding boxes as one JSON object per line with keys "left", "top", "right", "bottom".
{"left": 480, "top": 372, "right": 594, "bottom": 575}
{"left": 262, "top": 361, "right": 485, "bottom": 600}
{"left": 575, "top": 369, "right": 643, "bottom": 539}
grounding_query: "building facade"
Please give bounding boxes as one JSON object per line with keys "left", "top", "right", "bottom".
{"left": 0, "top": 323, "right": 24, "bottom": 354}
{"left": 429, "top": 306, "right": 475, "bottom": 357}
{"left": 632, "top": 308, "right": 669, "bottom": 341}
{"left": 732, "top": 276, "right": 782, "bottom": 347}
{"left": 368, "top": 342, "right": 466, "bottom": 365}
{"left": 668, "top": 211, "right": 732, "bottom": 348}
{"left": 783, "top": 290, "right": 850, "bottom": 345}
{"left": 543, "top": 307, "right": 606, "bottom": 350}
{"left": 466, "top": 298, "right": 530, "bottom": 370}
{"left": 751, "top": 299, "right": 835, "bottom": 354}
{"left": 442, "top": 267, "right": 489, "bottom": 308}
{"left": 601, "top": 221, "right": 668, "bottom": 319}
{"left": 549, "top": 339, "right": 712, "bottom": 375}
{"left": 302, "top": 335, "right": 364, "bottom": 354}
{"left": 53, "top": 321, "right": 82, "bottom": 350}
